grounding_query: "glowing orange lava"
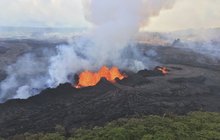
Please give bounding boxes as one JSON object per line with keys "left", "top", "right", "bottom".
{"left": 157, "top": 67, "right": 169, "bottom": 75}
{"left": 76, "top": 66, "right": 126, "bottom": 88}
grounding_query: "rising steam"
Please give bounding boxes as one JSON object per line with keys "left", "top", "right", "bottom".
{"left": 48, "top": 0, "right": 176, "bottom": 86}
{"left": 0, "top": 0, "right": 176, "bottom": 102}
{"left": 81, "top": 0, "right": 176, "bottom": 64}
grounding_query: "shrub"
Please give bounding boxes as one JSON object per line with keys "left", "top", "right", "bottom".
{"left": 40, "top": 133, "right": 65, "bottom": 140}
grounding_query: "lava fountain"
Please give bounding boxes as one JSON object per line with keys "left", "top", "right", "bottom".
{"left": 75, "top": 66, "right": 127, "bottom": 88}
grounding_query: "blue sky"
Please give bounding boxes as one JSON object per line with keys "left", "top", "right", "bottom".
{"left": 0, "top": 0, "right": 219, "bottom": 31}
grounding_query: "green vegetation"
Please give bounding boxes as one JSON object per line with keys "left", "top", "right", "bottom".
{"left": 4, "top": 112, "right": 220, "bottom": 140}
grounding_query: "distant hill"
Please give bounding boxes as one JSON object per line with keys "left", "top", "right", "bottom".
{"left": 0, "top": 26, "right": 86, "bottom": 39}
{"left": 136, "top": 27, "right": 220, "bottom": 46}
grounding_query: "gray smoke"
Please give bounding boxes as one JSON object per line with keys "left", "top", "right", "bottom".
{"left": 169, "top": 28, "right": 220, "bottom": 63}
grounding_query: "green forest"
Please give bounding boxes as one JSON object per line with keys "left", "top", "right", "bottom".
{"left": 3, "top": 112, "right": 220, "bottom": 140}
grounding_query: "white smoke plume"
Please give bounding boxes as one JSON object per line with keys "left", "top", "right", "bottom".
{"left": 47, "top": 0, "right": 176, "bottom": 86}
{"left": 82, "top": 0, "right": 176, "bottom": 64}
{"left": 0, "top": 0, "right": 176, "bottom": 102}
{"left": 0, "top": 53, "right": 50, "bottom": 102}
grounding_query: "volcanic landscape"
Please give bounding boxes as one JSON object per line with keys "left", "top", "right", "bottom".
{"left": 0, "top": 38, "right": 220, "bottom": 137}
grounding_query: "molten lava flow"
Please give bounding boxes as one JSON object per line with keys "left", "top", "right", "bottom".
{"left": 76, "top": 66, "right": 126, "bottom": 88}
{"left": 156, "top": 66, "right": 169, "bottom": 75}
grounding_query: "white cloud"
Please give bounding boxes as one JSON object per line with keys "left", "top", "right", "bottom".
{"left": 146, "top": 0, "right": 220, "bottom": 31}
{"left": 0, "top": 0, "right": 219, "bottom": 31}
{"left": 0, "top": 0, "right": 88, "bottom": 27}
